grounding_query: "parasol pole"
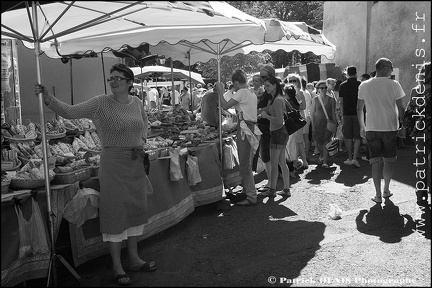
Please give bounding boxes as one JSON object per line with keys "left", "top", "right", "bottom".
{"left": 140, "top": 65, "right": 146, "bottom": 109}
{"left": 101, "top": 52, "right": 107, "bottom": 94}
{"left": 69, "top": 58, "right": 73, "bottom": 105}
{"left": 31, "top": 3, "right": 55, "bottom": 286}
{"left": 33, "top": 4, "right": 81, "bottom": 287}
{"left": 187, "top": 51, "right": 192, "bottom": 111}
{"left": 217, "top": 44, "right": 223, "bottom": 161}
{"left": 171, "top": 58, "right": 175, "bottom": 107}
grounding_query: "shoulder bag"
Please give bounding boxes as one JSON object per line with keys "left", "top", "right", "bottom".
{"left": 283, "top": 99, "right": 307, "bottom": 135}
{"left": 317, "top": 95, "right": 337, "bottom": 134}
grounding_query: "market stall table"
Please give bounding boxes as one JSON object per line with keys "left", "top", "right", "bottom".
{"left": 1, "top": 141, "right": 229, "bottom": 286}
{"left": 69, "top": 142, "right": 224, "bottom": 266}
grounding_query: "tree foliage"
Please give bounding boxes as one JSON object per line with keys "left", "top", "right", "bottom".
{"left": 193, "top": 1, "right": 324, "bottom": 82}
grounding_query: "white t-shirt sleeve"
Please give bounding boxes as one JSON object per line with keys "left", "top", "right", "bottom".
{"left": 393, "top": 81, "right": 405, "bottom": 100}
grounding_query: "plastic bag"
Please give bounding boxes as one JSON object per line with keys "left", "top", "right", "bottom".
{"left": 63, "top": 187, "right": 99, "bottom": 228}
{"left": 169, "top": 148, "right": 183, "bottom": 181}
{"left": 14, "top": 202, "right": 32, "bottom": 258}
{"left": 31, "top": 197, "right": 50, "bottom": 254}
{"left": 223, "top": 145, "right": 235, "bottom": 169}
{"left": 223, "top": 138, "right": 239, "bottom": 170}
{"left": 186, "top": 154, "right": 202, "bottom": 186}
{"left": 328, "top": 203, "right": 342, "bottom": 220}
{"left": 14, "top": 197, "right": 50, "bottom": 258}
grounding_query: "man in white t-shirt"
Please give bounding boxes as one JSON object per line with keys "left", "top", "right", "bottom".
{"left": 147, "top": 87, "right": 159, "bottom": 109}
{"left": 357, "top": 57, "right": 406, "bottom": 204}
{"left": 215, "top": 69, "right": 259, "bottom": 206}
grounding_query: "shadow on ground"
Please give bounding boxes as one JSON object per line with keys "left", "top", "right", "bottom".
{"left": 356, "top": 199, "right": 416, "bottom": 243}
{"left": 122, "top": 197, "right": 327, "bottom": 287}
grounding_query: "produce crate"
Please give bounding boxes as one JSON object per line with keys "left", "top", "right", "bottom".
{"left": 52, "top": 166, "right": 92, "bottom": 185}
{"left": 1, "top": 179, "right": 11, "bottom": 194}
{"left": 146, "top": 149, "right": 160, "bottom": 161}
{"left": 1, "top": 160, "right": 21, "bottom": 171}
{"left": 159, "top": 147, "right": 170, "bottom": 158}
{"left": 10, "top": 176, "right": 54, "bottom": 190}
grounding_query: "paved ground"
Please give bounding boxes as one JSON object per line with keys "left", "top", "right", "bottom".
{"left": 27, "top": 144, "right": 430, "bottom": 287}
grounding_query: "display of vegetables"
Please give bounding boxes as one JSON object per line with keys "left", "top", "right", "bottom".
{"left": 1, "top": 120, "right": 37, "bottom": 140}
{"left": 14, "top": 161, "right": 55, "bottom": 180}
{"left": 1, "top": 111, "right": 233, "bottom": 190}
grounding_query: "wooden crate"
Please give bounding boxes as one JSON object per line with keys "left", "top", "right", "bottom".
{"left": 52, "top": 167, "right": 92, "bottom": 185}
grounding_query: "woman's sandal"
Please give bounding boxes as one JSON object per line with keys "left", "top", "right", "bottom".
{"left": 383, "top": 191, "right": 393, "bottom": 198}
{"left": 126, "top": 261, "right": 157, "bottom": 272}
{"left": 113, "top": 274, "right": 133, "bottom": 286}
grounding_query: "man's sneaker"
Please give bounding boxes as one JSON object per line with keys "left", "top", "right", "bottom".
{"left": 277, "top": 188, "right": 291, "bottom": 197}
{"left": 352, "top": 160, "right": 361, "bottom": 168}
{"left": 361, "top": 156, "right": 369, "bottom": 161}
{"left": 236, "top": 199, "right": 257, "bottom": 206}
{"left": 343, "top": 159, "right": 352, "bottom": 165}
{"left": 259, "top": 190, "right": 276, "bottom": 197}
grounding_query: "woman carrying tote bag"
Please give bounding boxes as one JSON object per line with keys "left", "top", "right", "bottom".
{"left": 310, "top": 80, "right": 337, "bottom": 168}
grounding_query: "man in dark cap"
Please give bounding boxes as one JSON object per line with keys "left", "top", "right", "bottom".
{"left": 339, "top": 65, "right": 362, "bottom": 168}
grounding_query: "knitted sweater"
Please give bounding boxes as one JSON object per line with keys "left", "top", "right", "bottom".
{"left": 48, "top": 95, "right": 148, "bottom": 147}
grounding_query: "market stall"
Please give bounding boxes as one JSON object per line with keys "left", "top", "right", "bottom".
{"left": 1, "top": 118, "right": 234, "bottom": 286}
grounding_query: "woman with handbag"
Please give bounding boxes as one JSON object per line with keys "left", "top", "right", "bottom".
{"left": 310, "top": 80, "right": 337, "bottom": 168}
{"left": 284, "top": 75, "right": 308, "bottom": 169}
{"left": 259, "top": 76, "right": 291, "bottom": 197}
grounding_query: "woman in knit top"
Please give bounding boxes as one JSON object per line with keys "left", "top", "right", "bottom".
{"left": 35, "top": 63, "right": 156, "bottom": 286}
{"left": 259, "top": 76, "right": 291, "bottom": 197}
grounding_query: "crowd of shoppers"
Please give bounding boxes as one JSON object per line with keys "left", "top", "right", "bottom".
{"left": 212, "top": 57, "right": 413, "bottom": 209}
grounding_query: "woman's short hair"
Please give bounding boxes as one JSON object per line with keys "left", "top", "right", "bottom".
{"left": 110, "top": 63, "right": 134, "bottom": 81}
{"left": 231, "top": 69, "right": 247, "bottom": 84}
